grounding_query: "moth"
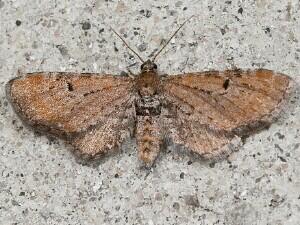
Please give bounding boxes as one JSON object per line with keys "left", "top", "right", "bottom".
{"left": 6, "top": 17, "right": 294, "bottom": 167}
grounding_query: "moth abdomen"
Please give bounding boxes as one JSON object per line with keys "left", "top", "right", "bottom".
{"left": 136, "top": 116, "right": 161, "bottom": 167}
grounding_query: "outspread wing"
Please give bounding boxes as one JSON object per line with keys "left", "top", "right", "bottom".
{"left": 161, "top": 69, "right": 293, "bottom": 158}
{"left": 7, "top": 72, "right": 135, "bottom": 157}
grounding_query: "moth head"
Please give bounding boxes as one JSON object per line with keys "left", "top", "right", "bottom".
{"left": 140, "top": 59, "right": 158, "bottom": 73}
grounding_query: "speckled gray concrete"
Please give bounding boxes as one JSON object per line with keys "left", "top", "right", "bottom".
{"left": 0, "top": 0, "right": 300, "bottom": 225}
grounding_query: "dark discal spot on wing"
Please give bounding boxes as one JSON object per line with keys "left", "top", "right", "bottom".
{"left": 67, "top": 82, "right": 74, "bottom": 92}
{"left": 223, "top": 78, "right": 230, "bottom": 90}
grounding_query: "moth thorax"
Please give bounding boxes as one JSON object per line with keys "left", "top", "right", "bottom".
{"left": 135, "top": 95, "right": 161, "bottom": 116}
{"left": 140, "top": 86, "right": 156, "bottom": 96}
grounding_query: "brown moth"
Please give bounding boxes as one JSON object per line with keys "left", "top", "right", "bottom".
{"left": 6, "top": 18, "right": 295, "bottom": 167}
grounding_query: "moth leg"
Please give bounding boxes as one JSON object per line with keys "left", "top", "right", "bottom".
{"left": 126, "top": 67, "right": 136, "bottom": 79}
{"left": 16, "top": 67, "right": 27, "bottom": 78}
{"left": 36, "top": 58, "right": 46, "bottom": 71}
{"left": 160, "top": 74, "right": 169, "bottom": 78}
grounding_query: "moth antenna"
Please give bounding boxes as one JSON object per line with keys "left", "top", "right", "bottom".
{"left": 152, "top": 15, "right": 195, "bottom": 62}
{"left": 110, "top": 26, "right": 145, "bottom": 63}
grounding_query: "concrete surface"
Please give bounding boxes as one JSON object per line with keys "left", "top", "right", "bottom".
{"left": 0, "top": 0, "right": 300, "bottom": 224}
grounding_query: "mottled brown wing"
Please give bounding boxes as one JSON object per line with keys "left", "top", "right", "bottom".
{"left": 7, "top": 72, "right": 135, "bottom": 157}
{"left": 162, "top": 116, "right": 242, "bottom": 159}
{"left": 161, "top": 69, "right": 293, "bottom": 158}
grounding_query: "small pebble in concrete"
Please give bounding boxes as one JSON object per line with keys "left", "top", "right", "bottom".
{"left": 16, "top": 20, "right": 21, "bottom": 26}
{"left": 82, "top": 21, "right": 91, "bottom": 30}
